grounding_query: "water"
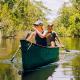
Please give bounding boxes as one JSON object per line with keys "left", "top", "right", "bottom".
{"left": 0, "top": 63, "right": 21, "bottom": 80}
{"left": 0, "top": 37, "right": 80, "bottom": 80}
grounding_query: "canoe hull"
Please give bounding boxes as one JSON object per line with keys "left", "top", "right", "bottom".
{"left": 20, "top": 40, "right": 59, "bottom": 72}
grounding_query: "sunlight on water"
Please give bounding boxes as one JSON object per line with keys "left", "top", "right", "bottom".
{"left": 47, "top": 64, "right": 73, "bottom": 80}
{"left": 47, "top": 53, "right": 76, "bottom": 80}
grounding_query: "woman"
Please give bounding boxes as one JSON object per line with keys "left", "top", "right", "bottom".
{"left": 46, "top": 24, "right": 63, "bottom": 47}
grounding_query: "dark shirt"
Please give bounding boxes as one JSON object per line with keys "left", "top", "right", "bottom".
{"left": 50, "top": 32, "right": 57, "bottom": 41}
{"left": 47, "top": 32, "right": 57, "bottom": 46}
{"left": 35, "top": 33, "right": 47, "bottom": 46}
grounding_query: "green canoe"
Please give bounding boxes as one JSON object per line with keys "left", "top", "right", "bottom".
{"left": 20, "top": 40, "right": 59, "bottom": 72}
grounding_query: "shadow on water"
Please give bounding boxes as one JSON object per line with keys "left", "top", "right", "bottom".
{"left": 22, "top": 64, "right": 58, "bottom": 80}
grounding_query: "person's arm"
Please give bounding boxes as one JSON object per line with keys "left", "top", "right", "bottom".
{"left": 26, "top": 32, "right": 35, "bottom": 42}
{"left": 56, "top": 34, "right": 61, "bottom": 44}
{"left": 33, "top": 27, "right": 47, "bottom": 38}
{"left": 55, "top": 33, "right": 64, "bottom": 47}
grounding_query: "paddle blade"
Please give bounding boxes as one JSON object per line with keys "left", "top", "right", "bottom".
{"left": 64, "top": 48, "right": 70, "bottom": 52}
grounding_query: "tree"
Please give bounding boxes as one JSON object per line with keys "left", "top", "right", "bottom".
{"left": 0, "top": 0, "right": 49, "bottom": 37}
{"left": 53, "top": 2, "right": 80, "bottom": 37}
{"left": 71, "top": 0, "right": 80, "bottom": 11}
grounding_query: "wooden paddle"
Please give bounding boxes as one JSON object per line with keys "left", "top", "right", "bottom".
{"left": 58, "top": 43, "right": 70, "bottom": 52}
{"left": 10, "top": 46, "right": 21, "bottom": 62}
{"left": 64, "top": 48, "right": 70, "bottom": 52}
{"left": 61, "top": 46, "right": 70, "bottom": 52}
{"left": 10, "top": 32, "right": 31, "bottom": 62}
{"left": 57, "top": 44, "right": 70, "bottom": 52}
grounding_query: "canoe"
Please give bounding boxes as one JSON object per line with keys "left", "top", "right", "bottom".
{"left": 20, "top": 40, "right": 59, "bottom": 72}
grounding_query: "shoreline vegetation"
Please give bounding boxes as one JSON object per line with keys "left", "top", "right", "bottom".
{"left": 1, "top": 30, "right": 80, "bottom": 39}
{"left": 0, "top": 0, "right": 80, "bottom": 39}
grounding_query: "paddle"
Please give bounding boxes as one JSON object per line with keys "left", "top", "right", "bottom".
{"left": 10, "top": 32, "right": 31, "bottom": 62}
{"left": 59, "top": 43, "right": 70, "bottom": 52}
{"left": 62, "top": 45, "right": 70, "bottom": 52}
{"left": 10, "top": 46, "right": 21, "bottom": 62}
{"left": 64, "top": 47, "right": 70, "bottom": 52}
{"left": 59, "top": 45, "right": 70, "bottom": 52}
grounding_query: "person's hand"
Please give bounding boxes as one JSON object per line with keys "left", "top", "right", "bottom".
{"left": 59, "top": 44, "right": 64, "bottom": 48}
{"left": 60, "top": 43, "right": 64, "bottom": 48}
{"left": 61, "top": 44, "right": 64, "bottom": 48}
{"left": 49, "top": 46, "right": 55, "bottom": 48}
{"left": 57, "top": 43, "right": 64, "bottom": 48}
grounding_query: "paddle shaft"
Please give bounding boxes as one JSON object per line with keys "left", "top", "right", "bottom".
{"left": 10, "top": 33, "right": 31, "bottom": 62}
{"left": 62, "top": 47, "right": 70, "bottom": 52}
{"left": 10, "top": 46, "right": 20, "bottom": 62}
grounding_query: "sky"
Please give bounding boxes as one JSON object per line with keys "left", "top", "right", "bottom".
{"left": 35, "top": 0, "right": 71, "bottom": 22}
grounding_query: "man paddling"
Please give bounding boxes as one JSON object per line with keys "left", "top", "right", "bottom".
{"left": 27, "top": 20, "right": 47, "bottom": 46}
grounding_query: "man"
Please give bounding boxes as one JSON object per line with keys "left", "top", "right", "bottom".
{"left": 27, "top": 20, "right": 47, "bottom": 46}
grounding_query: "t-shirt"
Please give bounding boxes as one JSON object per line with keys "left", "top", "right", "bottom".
{"left": 47, "top": 32, "right": 57, "bottom": 46}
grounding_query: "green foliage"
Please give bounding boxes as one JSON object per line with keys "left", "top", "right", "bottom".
{"left": 54, "top": 2, "right": 80, "bottom": 37}
{"left": 1, "top": 0, "right": 80, "bottom": 37}
{"left": 71, "top": 0, "right": 80, "bottom": 11}
{"left": 59, "top": 6, "right": 71, "bottom": 28}
{"left": 69, "top": 13, "right": 80, "bottom": 37}
{"left": 0, "top": 0, "right": 48, "bottom": 37}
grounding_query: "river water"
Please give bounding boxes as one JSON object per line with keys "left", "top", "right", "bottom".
{"left": 0, "top": 37, "right": 80, "bottom": 80}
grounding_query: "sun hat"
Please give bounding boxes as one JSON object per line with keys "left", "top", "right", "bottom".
{"left": 33, "top": 20, "right": 43, "bottom": 26}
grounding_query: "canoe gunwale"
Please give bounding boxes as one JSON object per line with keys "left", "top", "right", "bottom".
{"left": 20, "top": 39, "right": 59, "bottom": 49}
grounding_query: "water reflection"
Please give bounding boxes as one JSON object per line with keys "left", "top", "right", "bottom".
{"left": 0, "top": 63, "right": 21, "bottom": 80}
{"left": 0, "top": 38, "right": 19, "bottom": 59}
{"left": 22, "top": 64, "right": 58, "bottom": 80}
{"left": 48, "top": 64, "right": 73, "bottom": 80}
{"left": 72, "top": 54, "right": 80, "bottom": 80}
{"left": 60, "top": 37, "right": 80, "bottom": 50}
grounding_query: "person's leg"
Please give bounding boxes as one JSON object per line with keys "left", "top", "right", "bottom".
{"left": 50, "top": 41, "right": 55, "bottom": 48}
